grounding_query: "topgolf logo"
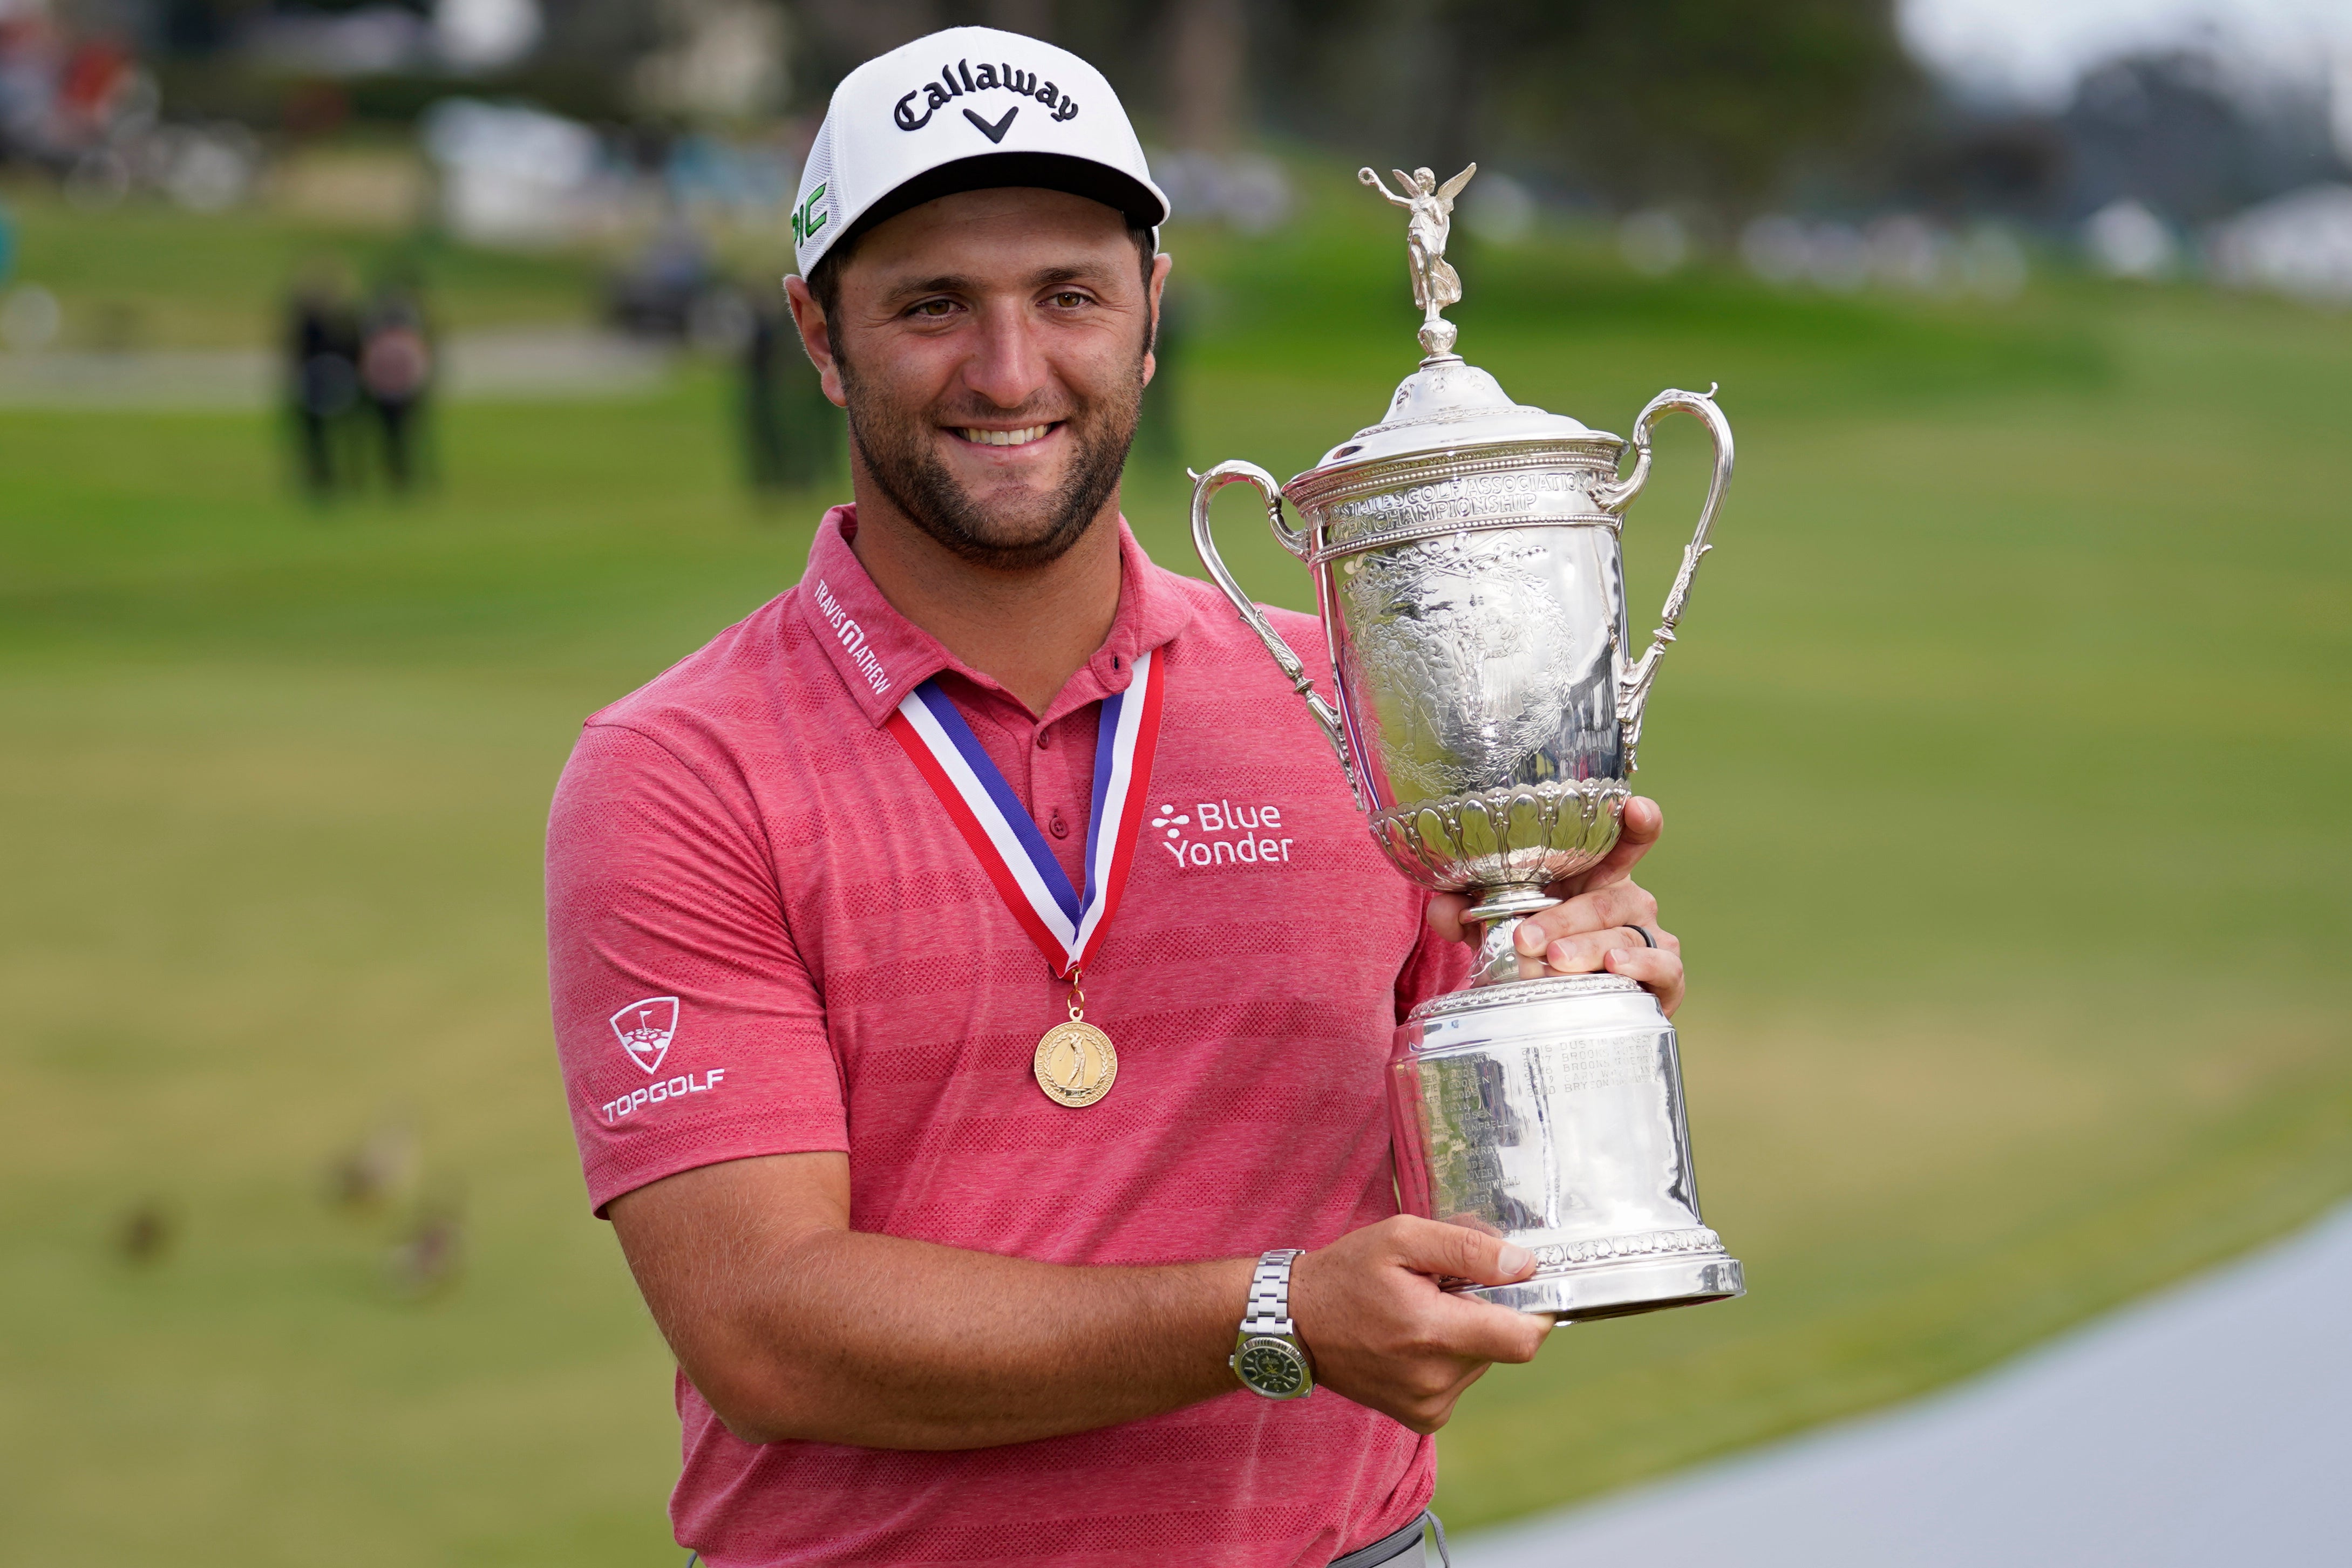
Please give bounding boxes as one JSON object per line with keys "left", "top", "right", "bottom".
{"left": 609, "top": 996, "right": 679, "bottom": 1076}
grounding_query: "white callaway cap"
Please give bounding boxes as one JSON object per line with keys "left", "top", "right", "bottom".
{"left": 790, "top": 26, "right": 1170, "bottom": 277}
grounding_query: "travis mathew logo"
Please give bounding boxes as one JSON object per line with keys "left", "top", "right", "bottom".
{"left": 811, "top": 577, "right": 893, "bottom": 696}
{"left": 1150, "top": 800, "right": 1296, "bottom": 870}
{"left": 893, "top": 58, "right": 1080, "bottom": 139}
{"left": 609, "top": 996, "right": 679, "bottom": 1075}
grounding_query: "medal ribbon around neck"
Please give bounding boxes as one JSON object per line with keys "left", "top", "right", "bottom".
{"left": 884, "top": 647, "right": 1166, "bottom": 984}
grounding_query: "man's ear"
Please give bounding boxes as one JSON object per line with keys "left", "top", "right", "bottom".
{"left": 783, "top": 275, "right": 849, "bottom": 408}
{"left": 1141, "top": 251, "right": 1173, "bottom": 387}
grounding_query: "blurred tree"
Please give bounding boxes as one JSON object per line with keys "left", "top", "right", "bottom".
{"left": 979, "top": 0, "right": 1053, "bottom": 38}
{"left": 791, "top": 0, "right": 938, "bottom": 96}
{"left": 1900, "top": 111, "right": 2071, "bottom": 222}
{"left": 2058, "top": 51, "right": 2343, "bottom": 224}
{"left": 1263, "top": 0, "right": 1921, "bottom": 212}
{"left": 790, "top": 2, "right": 1924, "bottom": 219}
{"left": 1165, "top": 0, "right": 1239, "bottom": 153}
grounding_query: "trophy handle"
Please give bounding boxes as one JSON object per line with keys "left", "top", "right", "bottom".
{"left": 1594, "top": 386, "right": 1734, "bottom": 772}
{"left": 1188, "top": 460, "right": 1365, "bottom": 809}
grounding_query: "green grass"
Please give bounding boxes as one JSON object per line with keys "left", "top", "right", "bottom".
{"left": 2, "top": 194, "right": 2349, "bottom": 1562}
{"left": 2, "top": 180, "right": 602, "bottom": 349}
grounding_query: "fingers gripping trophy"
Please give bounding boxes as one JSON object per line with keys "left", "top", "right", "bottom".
{"left": 1192, "top": 163, "right": 1746, "bottom": 1322}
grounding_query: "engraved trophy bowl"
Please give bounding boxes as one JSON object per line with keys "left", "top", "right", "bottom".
{"left": 1189, "top": 162, "right": 1744, "bottom": 1322}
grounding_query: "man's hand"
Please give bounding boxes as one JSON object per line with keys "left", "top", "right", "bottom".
{"left": 1425, "top": 795, "right": 1685, "bottom": 1017}
{"left": 1289, "top": 1217, "right": 1553, "bottom": 1434}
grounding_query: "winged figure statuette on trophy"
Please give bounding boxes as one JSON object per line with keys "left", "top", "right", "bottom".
{"left": 1357, "top": 163, "right": 1476, "bottom": 356}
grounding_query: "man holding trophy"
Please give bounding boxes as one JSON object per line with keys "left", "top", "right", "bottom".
{"left": 546, "top": 25, "right": 1726, "bottom": 1568}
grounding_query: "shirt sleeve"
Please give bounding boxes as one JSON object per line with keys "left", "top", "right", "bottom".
{"left": 1393, "top": 892, "right": 1474, "bottom": 1020}
{"left": 546, "top": 720, "right": 846, "bottom": 1216}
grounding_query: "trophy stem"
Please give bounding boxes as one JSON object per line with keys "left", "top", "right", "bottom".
{"left": 1461, "top": 883, "right": 1562, "bottom": 987}
{"left": 1462, "top": 882, "right": 1560, "bottom": 925}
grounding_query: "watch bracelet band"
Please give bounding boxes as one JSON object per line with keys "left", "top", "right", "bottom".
{"left": 1242, "top": 1247, "right": 1302, "bottom": 1337}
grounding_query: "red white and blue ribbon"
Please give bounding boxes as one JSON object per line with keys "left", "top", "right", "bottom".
{"left": 885, "top": 649, "right": 1165, "bottom": 980}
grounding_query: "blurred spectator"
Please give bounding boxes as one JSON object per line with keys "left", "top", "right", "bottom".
{"left": 740, "top": 294, "right": 837, "bottom": 500}
{"left": 607, "top": 212, "right": 720, "bottom": 338}
{"left": 55, "top": 33, "right": 132, "bottom": 140}
{"left": 360, "top": 279, "right": 434, "bottom": 494}
{"left": 0, "top": 8, "right": 155, "bottom": 176}
{"left": 287, "top": 265, "right": 363, "bottom": 501}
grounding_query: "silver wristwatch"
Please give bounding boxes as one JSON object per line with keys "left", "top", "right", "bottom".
{"left": 1229, "top": 1248, "right": 1314, "bottom": 1400}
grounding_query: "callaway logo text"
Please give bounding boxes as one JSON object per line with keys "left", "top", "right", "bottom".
{"left": 893, "top": 58, "right": 1081, "bottom": 139}
{"left": 1150, "top": 800, "right": 1295, "bottom": 870}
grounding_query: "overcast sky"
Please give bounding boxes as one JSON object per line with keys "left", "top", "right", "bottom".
{"left": 1899, "top": 0, "right": 2352, "bottom": 105}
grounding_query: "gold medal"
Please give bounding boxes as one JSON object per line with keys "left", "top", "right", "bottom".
{"left": 1033, "top": 976, "right": 1116, "bottom": 1107}
{"left": 1033, "top": 1018, "right": 1117, "bottom": 1107}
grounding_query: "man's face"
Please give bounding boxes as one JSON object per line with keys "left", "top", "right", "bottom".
{"left": 793, "top": 187, "right": 1167, "bottom": 572}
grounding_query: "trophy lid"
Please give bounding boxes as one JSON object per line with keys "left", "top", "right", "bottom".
{"left": 1286, "top": 162, "right": 1621, "bottom": 501}
{"left": 1305, "top": 356, "right": 1608, "bottom": 473}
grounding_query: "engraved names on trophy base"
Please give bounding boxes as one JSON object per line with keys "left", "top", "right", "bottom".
{"left": 1535, "top": 1033, "right": 1660, "bottom": 1096}
{"left": 1527, "top": 1226, "right": 1725, "bottom": 1271}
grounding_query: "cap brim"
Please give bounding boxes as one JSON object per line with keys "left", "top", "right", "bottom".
{"left": 832, "top": 151, "right": 1168, "bottom": 262}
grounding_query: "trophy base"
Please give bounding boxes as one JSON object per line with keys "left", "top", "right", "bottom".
{"left": 1463, "top": 1252, "right": 1745, "bottom": 1322}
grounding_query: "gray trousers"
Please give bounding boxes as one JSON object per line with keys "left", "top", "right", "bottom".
{"left": 1328, "top": 1510, "right": 1450, "bottom": 1568}
{"left": 682, "top": 1510, "right": 1447, "bottom": 1567}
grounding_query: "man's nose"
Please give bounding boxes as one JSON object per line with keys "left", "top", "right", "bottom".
{"left": 959, "top": 301, "right": 1052, "bottom": 411}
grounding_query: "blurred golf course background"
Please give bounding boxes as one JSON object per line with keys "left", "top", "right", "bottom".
{"left": 4, "top": 157, "right": 2349, "bottom": 1564}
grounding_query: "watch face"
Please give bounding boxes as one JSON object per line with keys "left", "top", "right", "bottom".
{"left": 1235, "top": 1337, "right": 1309, "bottom": 1397}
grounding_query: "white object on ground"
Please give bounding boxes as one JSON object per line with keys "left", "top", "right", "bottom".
{"left": 422, "top": 99, "right": 607, "bottom": 248}
{"left": 2085, "top": 198, "right": 2177, "bottom": 279}
{"left": 1457, "top": 1199, "right": 2352, "bottom": 1567}
{"left": 2208, "top": 183, "right": 2352, "bottom": 304}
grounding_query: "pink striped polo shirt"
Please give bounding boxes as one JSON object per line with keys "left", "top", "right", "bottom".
{"left": 545, "top": 506, "right": 1470, "bottom": 1567}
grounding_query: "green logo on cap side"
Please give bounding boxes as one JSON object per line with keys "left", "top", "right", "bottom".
{"left": 793, "top": 183, "right": 828, "bottom": 247}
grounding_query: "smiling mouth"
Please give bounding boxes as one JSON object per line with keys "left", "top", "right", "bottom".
{"left": 954, "top": 424, "right": 1058, "bottom": 447}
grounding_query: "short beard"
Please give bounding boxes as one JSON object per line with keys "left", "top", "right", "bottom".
{"left": 839, "top": 339, "right": 1146, "bottom": 574}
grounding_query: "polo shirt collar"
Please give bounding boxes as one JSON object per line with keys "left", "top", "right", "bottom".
{"left": 797, "top": 505, "right": 1193, "bottom": 728}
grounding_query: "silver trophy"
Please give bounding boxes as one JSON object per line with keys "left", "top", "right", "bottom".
{"left": 1191, "top": 163, "right": 1744, "bottom": 1322}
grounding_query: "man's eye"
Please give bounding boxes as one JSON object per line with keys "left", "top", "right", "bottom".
{"left": 1049, "top": 291, "right": 1091, "bottom": 309}
{"left": 909, "top": 298, "right": 957, "bottom": 318}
